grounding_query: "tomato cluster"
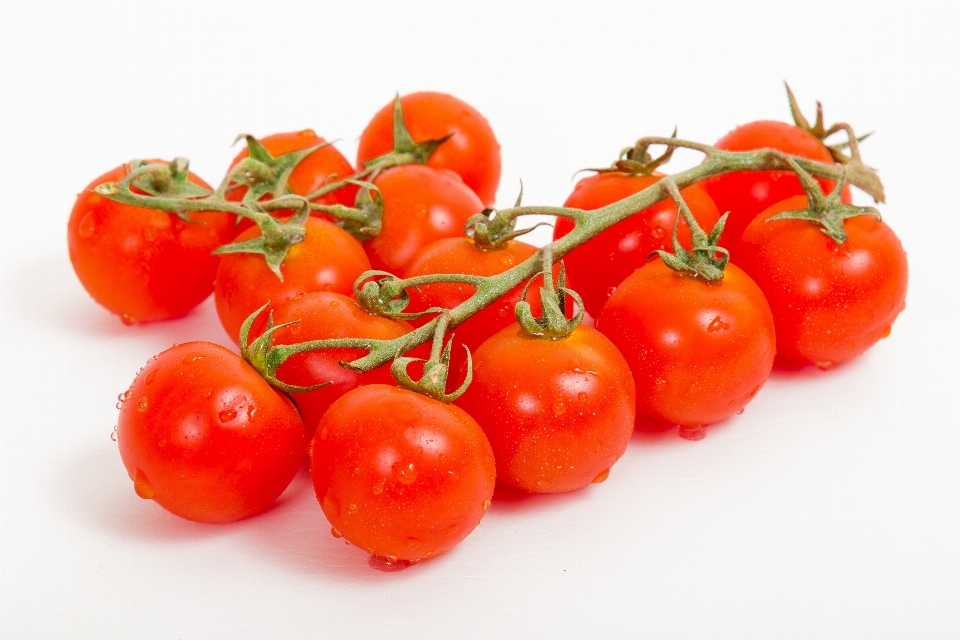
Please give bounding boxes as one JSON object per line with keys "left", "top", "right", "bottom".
{"left": 72, "top": 87, "right": 907, "bottom": 567}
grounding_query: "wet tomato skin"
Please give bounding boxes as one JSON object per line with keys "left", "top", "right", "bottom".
{"left": 553, "top": 173, "right": 721, "bottom": 317}
{"left": 732, "top": 195, "right": 908, "bottom": 368}
{"left": 117, "top": 342, "right": 305, "bottom": 523}
{"left": 457, "top": 325, "right": 636, "bottom": 493}
{"left": 364, "top": 164, "right": 484, "bottom": 275}
{"left": 597, "top": 259, "right": 776, "bottom": 427}
{"left": 357, "top": 92, "right": 501, "bottom": 205}
{"left": 68, "top": 163, "right": 235, "bottom": 324}
{"left": 702, "top": 120, "right": 852, "bottom": 245}
{"left": 267, "top": 292, "right": 416, "bottom": 438}
{"left": 311, "top": 384, "right": 496, "bottom": 562}
{"left": 214, "top": 217, "right": 371, "bottom": 344}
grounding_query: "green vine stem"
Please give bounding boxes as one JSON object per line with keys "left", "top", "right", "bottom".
{"left": 390, "top": 313, "right": 472, "bottom": 402}
{"left": 514, "top": 248, "right": 584, "bottom": 339}
{"left": 650, "top": 182, "right": 729, "bottom": 281}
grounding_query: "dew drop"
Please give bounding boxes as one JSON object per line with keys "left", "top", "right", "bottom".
{"left": 536, "top": 479, "right": 550, "bottom": 489}
{"left": 329, "top": 299, "right": 339, "bottom": 307}
{"left": 654, "top": 377, "right": 668, "bottom": 392}
{"left": 736, "top": 408, "right": 745, "bottom": 415}
{"left": 331, "top": 527, "right": 342, "bottom": 539}
{"left": 425, "top": 551, "right": 434, "bottom": 558}
{"left": 121, "top": 314, "right": 137, "bottom": 326}
{"left": 322, "top": 495, "right": 340, "bottom": 516}
{"left": 446, "top": 470, "right": 460, "bottom": 482}
{"left": 443, "top": 523, "right": 459, "bottom": 536}
{"left": 881, "top": 326, "right": 892, "bottom": 339}
{"left": 816, "top": 361, "right": 834, "bottom": 371}
{"left": 246, "top": 405, "right": 259, "bottom": 420}
{"left": 203, "top": 390, "right": 212, "bottom": 399}
{"left": 133, "top": 468, "right": 154, "bottom": 499}
{"left": 137, "top": 397, "right": 148, "bottom": 412}
{"left": 482, "top": 499, "right": 491, "bottom": 511}
{"left": 368, "top": 555, "right": 412, "bottom": 572}
{"left": 678, "top": 424, "right": 706, "bottom": 441}
{"left": 299, "top": 128, "right": 316, "bottom": 138}
{"left": 578, "top": 392, "right": 588, "bottom": 403}
{"left": 372, "top": 482, "right": 384, "bottom": 495}
{"left": 386, "top": 555, "right": 398, "bottom": 563}
{"left": 144, "top": 370, "right": 157, "bottom": 386}
{"left": 707, "top": 316, "right": 730, "bottom": 332}
{"left": 110, "top": 426, "right": 118, "bottom": 442}
{"left": 77, "top": 212, "right": 97, "bottom": 238}
{"left": 347, "top": 503, "right": 358, "bottom": 515}
{"left": 218, "top": 409, "right": 237, "bottom": 422}
{"left": 592, "top": 468, "right": 610, "bottom": 484}
{"left": 406, "top": 537, "right": 422, "bottom": 550}
{"left": 650, "top": 226, "right": 666, "bottom": 240}
{"left": 181, "top": 353, "right": 205, "bottom": 365}
{"left": 394, "top": 461, "right": 418, "bottom": 485}
{"left": 118, "top": 390, "right": 132, "bottom": 403}
{"left": 552, "top": 400, "right": 567, "bottom": 416}
{"left": 294, "top": 291, "right": 305, "bottom": 300}
{"left": 498, "top": 303, "right": 511, "bottom": 318}
{"left": 606, "top": 287, "right": 617, "bottom": 298}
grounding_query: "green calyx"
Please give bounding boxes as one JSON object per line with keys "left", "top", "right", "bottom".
{"left": 651, "top": 182, "right": 729, "bottom": 281}
{"left": 391, "top": 313, "right": 471, "bottom": 403}
{"left": 515, "top": 252, "right": 584, "bottom": 340}
{"left": 785, "top": 82, "right": 873, "bottom": 166}
{"left": 465, "top": 183, "right": 551, "bottom": 249}
{"left": 586, "top": 128, "right": 678, "bottom": 177}
{"left": 94, "top": 158, "right": 212, "bottom": 223}
{"left": 222, "top": 134, "right": 332, "bottom": 203}
{"left": 361, "top": 94, "right": 452, "bottom": 169}
{"left": 238, "top": 303, "right": 330, "bottom": 395}
{"left": 768, "top": 158, "right": 880, "bottom": 244}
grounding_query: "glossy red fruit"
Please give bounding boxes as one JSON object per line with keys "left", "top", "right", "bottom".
{"left": 68, "top": 163, "right": 235, "bottom": 324}
{"left": 357, "top": 92, "right": 501, "bottom": 205}
{"left": 732, "top": 195, "right": 908, "bottom": 368}
{"left": 312, "top": 384, "right": 496, "bottom": 562}
{"left": 118, "top": 342, "right": 305, "bottom": 523}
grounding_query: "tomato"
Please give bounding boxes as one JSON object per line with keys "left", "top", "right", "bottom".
{"left": 311, "top": 384, "right": 495, "bottom": 562}
{"left": 702, "top": 120, "right": 852, "bottom": 245}
{"left": 117, "top": 342, "right": 305, "bottom": 523}
{"left": 68, "top": 163, "right": 235, "bottom": 324}
{"left": 596, "top": 259, "right": 776, "bottom": 431}
{"left": 364, "top": 164, "right": 484, "bottom": 274}
{"left": 214, "top": 217, "right": 371, "bottom": 343}
{"left": 357, "top": 92, "right": 501, "bottom": 205}
{"left": 553, "top": 173, "right": 721, "bottom": 317}
{"left": 266, "top": 292, "right": 416, "bottom": 438}
{"left": 226, "top": 130, "right": 357, "bottom": 227}
{"left": 457, "top": 324, "right": 635, "bottom": 493}
{"left": 731, "top": 195, "right": 908, "bottom": 368}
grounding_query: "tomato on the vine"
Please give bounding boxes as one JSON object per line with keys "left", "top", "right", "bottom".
{"left": 266, "top": 292, "right": 416, "bottom": 438}
{"left": 357, "top": 92, "right": 501, "bottom": 205}
{"left": 214, "top": 217, "right": 371, "bottom": 343}
{"left": 311, "top": 384, "right": 495, "bottom": 562}
{"left": 457, "top": 324, "right": 635, "bottom": 493}
{"left": 553, "top": 173, "right": 721, "bottom": 317}
{"left": 364, "top": 164, "right": 484, "bottom": 274}
{"left": 702, "top": 120, "right": 852, "bottom": 244}
{"left": 68, "top": 163, "right": 235, "bottom": 324}
{"left": 118, "top": 342, "right": 305, "bottom": 523}
{"left": 732, "top": 195, "right": 908, "bottom": 368}
{"left": 596, "top": 259, "right": 776, "bottom": 432}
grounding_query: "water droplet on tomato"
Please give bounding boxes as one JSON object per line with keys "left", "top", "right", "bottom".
{"left": 678, "top": 425, "right": 706, "bottom": 441}
{"left": 144, "top": 370, "right": 157, "bottom": 385}
{"left": 299, "top": 128, "right": 316, "bottom": 138}
{"left": 322, "top": 495, "right": 340, "bottom": 516}
{"left": 331, "top": 527, "right": 342, "bottom": 538}
{"left": 447, "top": 470, "right": 460, "bottom": 482}
{"left": 137, "top": 397, "right": 148, "bottom": 412}
{"left": 394, "top": 461, "right": 418, "bottom": 485}
{"left": 606, "top": 287, "right": 617, "bottom": 298}
{"left": 110, "top": 426, "right": 118, "bottom": 442}
{"left": 578, "top": 392, "right": 588, "bottom": 403}
{"left": 816, "top": 361, "right": 834, "bottom": 371}
{"left": 498, "top": 303, "right": 511, "bottom": 318}
{"left": 121, "top": 314, "right": 137, "bottom": 326}
{"left": 368, "top": 555, "right": 413, "bottom": 572}
{"left": 424, "top": 551, "right": 434, "bottom": 558}
{"left": 218, "top": 409, "right": 237, "bottom": 422}
{"left": 180, "top": 353, "right": 204, "bottom": 365}
{"left": 406, "top": 537, "right": 422, "bottom": 550}
{"left": 246, "top": 405, "right": 258, "bottom": 420}
{"left": 386, "top": 555, "right": 398, "bottom": 562}
{"left": 442, "top": 523, "right": 459, "bottom": 536}
{"left": 133, "top": 468, "right": 154, "bottom": 499}
{"left": 118, "top": 390, "right": 132, "bottom": 403}
{"left": 329, "top": 298, "right": 339, "bottom": 307}
{"left": 372, "top": 482, "right": 384, "bottom": 495}
{"left": 650, "top": 226, "right": 666, "bottom": 240}
{"left": 552, "top": 400, "right": 566, "bottom": 416}
{"left": 294, "top": 291, "right": 305, "bottom": 300}
{"left": 592, "top": 468, "right": 610, "bottom": 484}
{"left": 203, "top": 390, "right": 212, "bottom": 398}
{"left": 736, "top": 408, "right": 745, "bottom": 415}
{"left": 707, "top": 316, "right": 730, "bottom": 332}
{"left": 536, "top": 479, "right": 550, "bottom": 489}
{"left": 482, "top": 499, "right": 491, "bottom": 512}
{"left": 881, "top": 326, "right": 892, "bottom": 339}
{"left": 77, "top": 212, "right": 97, "bottom": 238}
{"left": 654, "top": 377, "right": 668, "bottom": 392}
{"left": 347, "top": 503, "right": 358, "bottom": 515}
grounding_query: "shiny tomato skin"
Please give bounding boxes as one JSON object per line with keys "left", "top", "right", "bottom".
{"left": 214, "top": 217, "right": 371, "bottom": 344}
{"left": 365, "top": 165, "right": 484, "bottom": 274}
{"left": 117, "top": 342, "right": 305, "bottom": 523}
{"left": 68, "top": 163, "right": 235, "bottom": 324}
{"left": 357, "top": 92, "right": 501, "bottom": 205}
{"left": 553, "top": 173, "right": 721, "bottom": 317}
{"left": 457, "top": 325, "right": 635, "bottom": 493}
{"left": 311, "top": 384, "right": 496, "bottom": 562}
{"left": 732, "top": 195, "right": 908, "bottom": 368}
{"left": 703, "top": 120, "right": 852, "bottom": 244}
{"left": 267, "top": 292, "right": 415, "bottom": 438}
{"left": 597, "top": 260, "right": 776, "bottom": 427}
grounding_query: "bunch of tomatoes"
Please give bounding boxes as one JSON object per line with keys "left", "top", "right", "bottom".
{"left": 68, "top": 87, "right": 908, "bottom": 566}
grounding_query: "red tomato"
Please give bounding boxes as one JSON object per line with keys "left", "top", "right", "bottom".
{"left": 732, "top": 195, "right": 908, "bottom": 368}
{"left": 68, "top": 163, "right": 235, "bottom": 324}
{"left": 117, "top": 342, "right": 305, "bottom": 523}
{"left": 357, "top": 92, "right": 501, "bottom": 205}
{"left": 596, "top": 259, "right": 776, "bottom": 429}
{"left": 267, "top": 292, "right": 416, "bottom": 438}
{"left": 364, "top": 165, "right": 484, "bottom": 274}
{"left": 457, "top": 325, "right": 635, "bottom": 493}
{"left": 703, "top": 120, "right": 852, "bottom": 245}
{"left": 553, "top": 173, "right": 721, "bottom": 317}
{"left": 311, "top": 384, "right": 496, "bottom": 562}
{"left": 214, "top": 217, "right": 371, "bottom": 343}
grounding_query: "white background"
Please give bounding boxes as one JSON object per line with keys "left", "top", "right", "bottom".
{"left": 2, "top": 1, "right": 959, "bottom": 638}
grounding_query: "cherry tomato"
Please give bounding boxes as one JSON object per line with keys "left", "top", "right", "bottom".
{"left": 266, "top": 292, "right": 416, "bottom": 438}
{"left": 311, "top": 384, "right": 495, "bottom": 562}
{"left": 732, "top": 195, "right": 908, "bottom": 368}
{"left": 68, "top": 163, "right": 235, "bottom": 324}
{"left": 117, "top": 342, "right": 305, "bottom": 523}
{"left": 553, "top": 173, "right": 721, "bottom": 317}
{"left": 226, "top": 129, "right": 357, "bottom": 228}
{"left": 596, "top": 259, "right": 776, "bottom": 430}
{"left": 364, "top": 164, "right": 484, "bottom": 274}
{"left": 457, "top": 325, "right": 635, "bottom": 493}
{"left": 357, "top": 92, "right": 501, "bottom": 205}
{"left": 702, "top": 120, "right": 852, "bottom": 244}
{"left": 214, "top": 217, "right": 371, "bottom": 343}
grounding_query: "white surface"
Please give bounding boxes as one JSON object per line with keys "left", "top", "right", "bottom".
{"left": 2, "top": 2, "right": 959, "bottom": 638}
